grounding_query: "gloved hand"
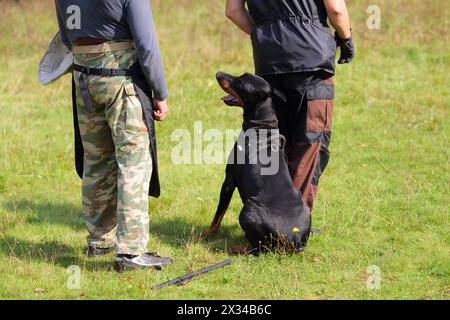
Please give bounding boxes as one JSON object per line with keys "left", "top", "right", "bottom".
{"left": 335, "top": 32, "right": 355, "bottom": 64}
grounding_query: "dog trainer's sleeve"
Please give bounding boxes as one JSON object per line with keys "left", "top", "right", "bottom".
{"left": 127, "top": 0, "right": 169, "bottom": 100}
{"left": 55, "top": 0, "right": 72, "bottom": 50}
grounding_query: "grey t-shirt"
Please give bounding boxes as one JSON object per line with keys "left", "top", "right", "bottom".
{"left": 55, "top": 0, "right": 168, "bottom": 100}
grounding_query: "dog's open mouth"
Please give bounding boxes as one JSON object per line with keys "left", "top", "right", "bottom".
{"left": 222, "top": 94, "right": 241, "bottom": 107}
{"left": 216, "top": 72, "right": 244, "bottom": 107}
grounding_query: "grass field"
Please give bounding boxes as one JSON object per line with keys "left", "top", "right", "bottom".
{"left": 0, "top": 0, "right": 448, "bottom": 300}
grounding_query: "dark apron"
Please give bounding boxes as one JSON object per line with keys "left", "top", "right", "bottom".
{"left": 71, "top": 63, "right": 161, "bottom": 198}
{"left": 247, "top": 0, "right": 337, "bottom": 76}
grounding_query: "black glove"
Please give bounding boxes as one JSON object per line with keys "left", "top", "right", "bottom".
{"left": 335, "top": 32, "right": 355, "bottom": 64}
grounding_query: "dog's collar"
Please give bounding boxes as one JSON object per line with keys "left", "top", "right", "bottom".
{"left": 243, "top": 119, "right": 278, "bottom": 131}
{"left": 237, "top": 128, "right": 284, "bottom": 154}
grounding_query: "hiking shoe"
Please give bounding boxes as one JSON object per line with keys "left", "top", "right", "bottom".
{"left": 87, "top": 246, "right": 114, "bottom": 257}
{"left": 113, "top": 252, "right": 173, "bottom": 272}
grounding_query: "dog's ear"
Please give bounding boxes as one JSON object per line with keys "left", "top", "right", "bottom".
{"left": 272, "top": 88, "right": 286, "bottom": 103}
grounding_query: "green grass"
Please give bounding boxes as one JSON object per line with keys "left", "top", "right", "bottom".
{"left": 0, "top": 0, "right": 448, "bottom": 299}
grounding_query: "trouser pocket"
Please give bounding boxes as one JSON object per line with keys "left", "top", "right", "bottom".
{"left": 303, "top": 78, "right": 334, "bottom": 142}
{"left": 123, "top": 82, "right": 148, "bottom": 133}
{"left": 306, "top": 99, "right": 333, "bottom": 132}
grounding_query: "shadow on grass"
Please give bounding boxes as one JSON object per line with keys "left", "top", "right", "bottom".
{"left": 149, "top": 217, "right": 248, "bottom": 253}
{"left": 1, "top": 200, "right": 248, "bottom": 268}
{"left": 0, "top": 235, "right": 78, "bottom": 267}
{"left": 1, "top": 200, "right": 116, "bottom": 271}
{"left": 3, "top": 199, "right": 84, "bottom": 230}
{"left": 0, "top": 235, "right": 117, "bottom": 271}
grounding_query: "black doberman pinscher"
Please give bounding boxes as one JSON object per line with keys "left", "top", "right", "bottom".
{"left": 205, "top": 71, "right": 311, "bottom": 253}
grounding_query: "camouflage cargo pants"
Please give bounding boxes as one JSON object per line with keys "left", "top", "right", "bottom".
{"left": 73, "top": 44, "right": 152, "bottom": 255}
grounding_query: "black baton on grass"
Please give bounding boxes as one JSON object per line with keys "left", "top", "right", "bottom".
{"left": 152, "top": 259, "right": 232, "bottom": 290}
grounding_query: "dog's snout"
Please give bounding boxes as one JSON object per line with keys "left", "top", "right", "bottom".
{"left": 216, "top": 71, "right": 225, "bottom": 80}
{"left": 216, "top": 71, "right": 227, "bottom": 83}
{"left": 216, "top": 71, "right": 234, "bottom": 85}
{"left": 216, "top": 71, "right": 233, "bottom": 88}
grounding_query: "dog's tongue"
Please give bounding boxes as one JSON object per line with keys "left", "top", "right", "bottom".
{"left": 222, "top": 94, "right": 241, "bottom": 106}
{"left": 222, "top": 95, "right": 236, "bottom": 102}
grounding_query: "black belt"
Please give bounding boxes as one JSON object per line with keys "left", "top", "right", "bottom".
{"left": 73, "top": 62, "right": 139, "bottom": 109}
{"left": 255, "top": 15, "right": 322, "bottom": 26}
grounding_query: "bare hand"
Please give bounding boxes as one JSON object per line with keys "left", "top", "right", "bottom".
{"left": 153, "top": 99, "right": 169, "bottom": 121}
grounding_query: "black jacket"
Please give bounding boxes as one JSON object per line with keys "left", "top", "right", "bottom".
{"left": 247, "top": 0, "right": 337, "bottom": 75}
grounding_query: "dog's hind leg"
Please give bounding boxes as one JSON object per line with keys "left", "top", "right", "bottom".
{"left": 205, "top": 172, "right": 236, "bottom": 237}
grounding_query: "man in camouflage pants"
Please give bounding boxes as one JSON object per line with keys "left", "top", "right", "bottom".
{"left": 74, "top": 45, "right": 153, "bottom": 258}
{"left": 56, "top": 0, "right": 172, "bottom": 271}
